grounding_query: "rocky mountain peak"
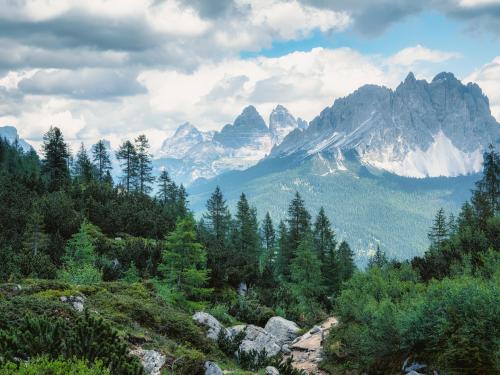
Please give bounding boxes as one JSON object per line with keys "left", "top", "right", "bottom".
{"left": 0, "top": 126, "right": 33, "bottom": 152}
{"left": 269, "top": 104, "right": 299, "bottom": 145}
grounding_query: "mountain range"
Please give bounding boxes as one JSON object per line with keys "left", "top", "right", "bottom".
{"left": 153, "top": 105, "right": 307, "bottom": 185}
{"left": 0, "top": 126, "right": 33, "bottom": 152}
{"left": 186, "top": 72, "right": 499, "bottom": 263}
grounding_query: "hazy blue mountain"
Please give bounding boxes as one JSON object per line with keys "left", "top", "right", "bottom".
{"left": 0, "top": 126, "right": 33, "bottom": 152}
{"left": 154, "top": 105, "right": 303, "bottom": 185}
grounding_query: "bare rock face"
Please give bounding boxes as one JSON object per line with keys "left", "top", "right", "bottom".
{"left": 228, "top": 324, "right": 282, "bottom": 358}
{"left": 204, "top": 361, "right": 223, "bottom": 375}
{"left": 192, "top": 312, "right": 227, "bottom": 341}
{"left": 60, "top": 295, "right": 85, "bottom": 312}
{"left": 264, "top": 316, "right": 300, "bottom": 345}
{"left": 130, "top": 348, "right": 166, "bottom": 375}
{"left": 265, "top": 365, "right": 280, "bottom": 375}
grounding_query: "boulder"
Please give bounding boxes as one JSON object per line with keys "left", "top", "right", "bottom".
{"left": 60, "top": 295, "right": 85, "bottom": 312}
{"left": 204, "top": 361, "right": 223, "bottom": 375}
{"left": 193, "top": 312, "right": 226, "bottom": 341}
{"left": 265, "top": 366, "right": 280, "bottom": 375}
{"left": 406, "top": 372, "right": 424, "bottom": 375}
{"left": 130, "top": 348, "right": 165, "bottom": 375}
{"left": 264, "top": 317, "right": 300, "bottom": 344}
{"left": 233, "top": 324, "right": 281, "bottom": 358}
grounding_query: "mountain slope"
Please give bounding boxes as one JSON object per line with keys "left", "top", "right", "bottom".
{"left": 188, "top": 153, "right": 477, "bottom": 264}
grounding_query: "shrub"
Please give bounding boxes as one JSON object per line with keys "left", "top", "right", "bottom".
{"left": 0, "top": 356, "right": 110, "bottom": 375}
{"left": 229, "top": 291, "right": 274, "bottom": 326}
{"left": 236, "top": 348, "right": 269, "bottom": 371}
{"left": 0, "top": 312, "right": 145, "bottom": 375}
{"left": 217, "top": 328, "right": 245, "bottom": 356}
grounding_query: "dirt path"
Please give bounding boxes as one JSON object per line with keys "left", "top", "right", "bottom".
{"left": 286, "top": 317, "right": 338, "bottom": 374}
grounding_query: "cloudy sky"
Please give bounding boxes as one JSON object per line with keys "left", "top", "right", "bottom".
{"left": 0, "top": 0, "right": 499, "bottom": 153}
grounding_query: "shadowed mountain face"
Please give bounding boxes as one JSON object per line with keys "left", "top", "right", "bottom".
{"left": 0, "top": 126, "right": 33, "bottom": 152}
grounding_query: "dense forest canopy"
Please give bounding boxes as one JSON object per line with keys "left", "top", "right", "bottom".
{"left": 0, "top": 127, "right": 498, "bottom": 375}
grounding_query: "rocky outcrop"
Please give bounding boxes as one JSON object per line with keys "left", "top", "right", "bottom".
{"left": 265, "top": 366, "right": 280, "bottom": 375}
{"left": 264, "top": 316, "right": 300, "bottom": 345}
{"left": 192, "top": 312, "right": 227, "bottom": 341}
{"left": 230, "top": 324, "right": 282, "bottom": 358}
{"left": 60, "top": 295, "right": 85, "bottom": 312}
{"left": 204, "top": 361, "right": 223, "bottom": 375}
{"left": 130, "top": 348, "right": 166, "bottom": 375}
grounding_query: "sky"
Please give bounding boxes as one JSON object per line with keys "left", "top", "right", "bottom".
{"left": 0, "top": 0, "right": 499, "bottom": 153}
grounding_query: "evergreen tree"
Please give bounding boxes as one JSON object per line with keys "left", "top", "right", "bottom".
{"left": 41, "top": 127, "right": 70, "bottom": 191}
{"left": 473, "top": 145, "right": 499, "bottom": 216}
{"left": 277, "top": 220, "right": 289, "bottom": 278}
{"left": 428, "top": 208, "right": 448, "bottom": 246}
{"left": 367, "top": 244, "right": 388, "bottom": 269}
{"left": 159, "top": 215, "right": 211, "bottom": 300}
{"left": 116, "top": 140, "right": 138, "bottom": 192}
{"left": 157, "top": 170, "right": 174, "bottom": 204}
{"left": 290, "top": 233, "right": 323, "bottom": 301}
{"left": 313, "top": 207, "right": 336, "bottom": 263}
{"left": 203, "top": 186, "right": 231, "bottom": 286}
{"left": 261, "top": 212, "right": 275, "bottom": 254}
{"left": 135, "top": 135, "right": 154, "bottom": 194}
{"left": 283, "top": 192, "right": 311, "bottom": 278}
{"left": 336, "top": 241, "right": 356, "bottom": 286}
{"left": 230, "top": 193, "right": 260, "bottom": 286}
{"left": 73, "top": 143, "right": 93, "bottom": 183}
{"left": 91, "top": 140, "right": 112, "bottom": 182}
{"left": 176, "top": 185, "right": 188, "bottom": 219}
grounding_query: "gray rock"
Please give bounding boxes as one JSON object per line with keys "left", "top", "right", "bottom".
{"left": 238, "top": 281, "right": 248, "bottom": 296}
{"left": 309, "top": 326, "right": 321, "bottom": 334}
{"left": 60, "top": 295, "right": 85, "bottom": 312}
{"left": 264, "top": 316, "right": 300, "bottom": 345}
{"left": 130, "top": 348, "right": 166, "bottom": 375}
{"left": 204, "top": 361, "right": 223, "bottom": 375}
{"left": 281, "top": 344, "right": 291, "bottom": 354}
{"left": 231, "top": 324, "right": 281, "bottom": 358}
{"left": 265, "top": 366, "right": 280, "bottom": 375}
{"left": 406, "top": 371, "right": 424, "bottom": 375}
{"left": 193, "top": 312, "right": 227, "bottom": 341}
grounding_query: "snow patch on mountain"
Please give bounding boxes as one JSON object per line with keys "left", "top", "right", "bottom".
{"left": 361, "top": 131, "right": 483, "bottom": 178}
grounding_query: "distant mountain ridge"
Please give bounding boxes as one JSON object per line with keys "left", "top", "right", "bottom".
{"left": 271, "top": 72, "right": 499, "bottom": 178}
{"left": 154, "top": 104, "right": 306, "bottom": 185}
{"left": 0, "top": 126, "right": 33, "bottom": 152}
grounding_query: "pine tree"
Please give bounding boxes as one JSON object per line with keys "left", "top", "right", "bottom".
{"left": 41, "top": 127, "right": 70, "bottom": 192}
{"left": 203, "top": 186, "right": 231, "bottom": 286}
{"left": 116, "top": 140, "right": 138, "bottom": 192}
{"left": 73, "top": 143, "right": 93, "bottom": 183}
{"left": 367, "top": 244, "right": 388, "bottom": 269}
{"left": 473, "top": 145, "right": 500, "bottom": 216}
{"left": 176, "top": 185, "right": 188, "bottom": 219}
{"left": 290, "top": 233, "right": 323, "bottom": 301}
{"left": 277, "top": 220, "right": 289, "bottom": 278}
{"left": 428, "top": 208, "right": 448, "bottom": 246}
{"left": 336, "top": 241, "right": 355, "bottom": 287}
{"left": 261, "top": 212, "right": 275, "bottom": 254}
{"left": 159, "top": 215, "right": 211, "bottom": 300}
{"left": 157, "top": 169, "right": 174, "bottom": 204}
{"left": 229, "top": 193, "right": 260, "bottom": 286}
{"left": 313, "top": 207, "right": 336, "bottom": 263}
{"left": 134, "top": 135, "right": 154, "bottom": 194}
{"left": 283, "top": 192, "right": 311, "bottom": 278}
{"left": 91, "top": 140, "right": 112, "bottom": 182}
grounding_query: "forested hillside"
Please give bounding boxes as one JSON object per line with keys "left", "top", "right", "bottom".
{"left": 0, "top": 128, "right": 498, "bottom": 375}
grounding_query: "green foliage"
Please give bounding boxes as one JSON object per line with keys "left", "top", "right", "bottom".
{"left": 0, "top": 312, "right": 144, "bottom": 375}
{"left": 158, "top": 215, "right": 211, "bottom": 301}
{"left": 270, "top": 356, "right": 307, "bottom": 375}
{"left": 236, "top": 348, "right": 269, "bottom": 371}
{"left": 0, "top": 356, "right": 110, "bottom": 375}
{"left": 217, "top": 328, "right": 245, "bottom": 356}
{"left": 59, "top": 222, "right": 102, "bottom": 285}
{"left": 41, "top": 127, "right": 70, "bottom": 192}
{"left": 229, "top": 291, "right": 275, "bottom": 326}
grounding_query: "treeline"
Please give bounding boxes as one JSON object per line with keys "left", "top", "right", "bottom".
{"left": 0, "top": 127, "right": 355, "bottom": 324}
{"left": 323, "top": 146, "right": 500, "bottom": 375}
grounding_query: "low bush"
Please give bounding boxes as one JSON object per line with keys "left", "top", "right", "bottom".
{"left": 0, "top": 356, "right": 110, "bottom": 375}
